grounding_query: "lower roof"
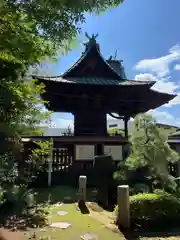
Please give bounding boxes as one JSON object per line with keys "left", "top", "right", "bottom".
{"left": 21, "top": 135, "right": 128, "bottom": 143}
{"left": 32, "top": 75, "right": 176, "bottom": 116}
{"left": 33, "top": 75, "right": 155, "bottom": 87}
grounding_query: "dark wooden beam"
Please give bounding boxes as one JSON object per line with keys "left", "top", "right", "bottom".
{"left": 74, "top": 111, "right": 107, "bottom": 136}
{"left": 124, "top": 117, "right": 129, "bottom": 139}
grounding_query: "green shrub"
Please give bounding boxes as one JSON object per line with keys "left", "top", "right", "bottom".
{"left": 114, "top": 190, "right": 180, "bottom": 230}
{"left": 0, "top": 187, "right": 4, "bottom": 205}
{"left": 2, "top": 185, "right": 36, "bottom": 215}
{"left": 130, "top": 183, "right": 150, "bottom": 195}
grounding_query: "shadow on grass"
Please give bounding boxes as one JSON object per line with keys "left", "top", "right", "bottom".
{"left": 119, "top": 225, "right": 180, "bottom": 240}
{"left": 78, "top": 200, "right": 90, "bottom": 214}
{"left": 34, "top": 186, "right": 98, "bottom": 206}
{"left": 0, "top": 204, "right": 48, "bottom": 231}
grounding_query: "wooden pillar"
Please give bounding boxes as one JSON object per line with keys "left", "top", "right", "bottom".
{"left": 124, "top": 117, "right": 129, "bottom": 138}
{"left": 95, "top": 143, "right": 104, "bottom": 155}
{"left": 48, "top": 137, "right": 53, "bottom": 187}
{"left": 124, "top": 117, "right": 129, "bottom": 159}
{"left": 177, "top": 161, "right": 180, "bottom": 177}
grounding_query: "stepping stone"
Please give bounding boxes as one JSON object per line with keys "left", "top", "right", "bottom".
{"left": 56, "top": 211, "right": 68, "bottom": 216}
{"left": 50, "top": 222, "right": 71, "bottom": 229}
{"left": 80, "top": 233, "right": 99, "bottom": 240}
{"left": 55, "top": 202, "right": 63, "bottom": 207}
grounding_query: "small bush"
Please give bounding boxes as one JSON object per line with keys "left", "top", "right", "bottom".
{"left": 130, "top": 183, "right": 150, "bottom": 195}
{"left": 114, "top": 190, "right": 180, "bottom": 230}
{"left": 1, "top": 185, "right": 36, "bottom": 216}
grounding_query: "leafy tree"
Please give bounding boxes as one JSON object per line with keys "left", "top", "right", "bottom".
{"left": 0, "top": 0, "right": 125, "bottom": 143}
{"left": 114, "top": 114, "right": 179, "bottom": 193}
{"left": 62, "top": 125, "right": 73, "bottom": 136}
{"left": 5, "top": 0, "right": 124, "bottom": 44}
{"left": 0, "top": 0, "right": 125, "bottom": 220}
{"left": 126, "top": 114, "right": 179, "bottom": 175}
{"left": 0, "top": 4, "right": 55, "bottom": 145}
{"left": 108, "top": 128, "right": 124, "bottom": 136}
{"left": 32, "top": 140, "right": 52, "bottom": 162}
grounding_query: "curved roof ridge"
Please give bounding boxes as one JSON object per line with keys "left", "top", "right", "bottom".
{"left": 61, "top": 51, "right": 86, "bottom": 77}
{"left": 62, "top": 37, "right": 123, "bottom": 80}
{"left": 32, "top": 75, "right": 157, "bottom": 87}
{"left": 128, "top": 79, "right": 156, "bottom": 87}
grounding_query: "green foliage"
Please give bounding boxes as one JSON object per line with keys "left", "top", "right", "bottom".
{"left": 0, "top": 5, "right": 55, "bottom": 66}
{"left": 0, "top": 152, "right": 18, "bottom": 187}
{"left": 3, "top": 185, "right": 35, "bottom": 211}
{"left": 0, "top": 0, "right": 125, "bottom": 222}
{"left": 114, "top": 190, "right": 180, "bottom": 230}
{"left": 4, "top": 0, "right": 124, "bottom": 44}
{"left": 130, "top": 183, "right": 150, "bottom": 195}
{"left": 158, "top": 126, "right": 177, "bottom": 137}
{"left": 18, "top": 140, "right": 52, "bottom": 187}
{"left": 126, "top": 114, "right": 179, "bottom": 183}
{"left": 130, "top": 190, "right": 180, "bottom": 229}
{"left": 0, "top": 152, "right": 37, "bottom": 218}
{"left": 1, "top": 80, "right": 50, "bottom": 140}
{"left": 0, "top": 0, "right": 124, "bottom": 149}
{"left": 62, "top": 125, "right": 73, "bottom": 136}
{"left": 108, "top": 128, "right": 123, "bottom": 136}
{"left": 32, "top": 140, "right": 52, "bottom": 161}
{"left": 113, "top": 114, "right": 179, "bottom": 194}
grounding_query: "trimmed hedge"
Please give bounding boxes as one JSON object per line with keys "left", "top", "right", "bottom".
{"left": 130, "top": 183, "right": 150, "bottom": 195}
{"left": 114, "top": 190, "right": 180, "bottom": 230}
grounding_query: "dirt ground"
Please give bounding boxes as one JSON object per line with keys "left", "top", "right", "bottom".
{"left": 0, "top": 228, "right": 27, "bottom": 240}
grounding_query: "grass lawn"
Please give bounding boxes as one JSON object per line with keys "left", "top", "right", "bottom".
{"left": 1, "top": 186, "right": 180, "bottom": 240}
{"left": 33, "top": 202, "right": 124, "bottom": 240}
{"left": 31, "top": 186, "right": 124, "bottom": 240}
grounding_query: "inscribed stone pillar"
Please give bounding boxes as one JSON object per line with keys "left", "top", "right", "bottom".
{"left": 78, "top": 175, "right": 87, "bottom": 203}
{"left": 117, "top": 185, "right": 130, "bottom": 229}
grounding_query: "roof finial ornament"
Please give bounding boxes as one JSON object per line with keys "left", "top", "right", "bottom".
{"left": 84, "top": 33, "right": 99, "bottom": 52}
{"left": 114, "top": 50, "right": 117, "bottom": 60}
{"left": 85, "top": 32, "right": 98, "bottom": 40}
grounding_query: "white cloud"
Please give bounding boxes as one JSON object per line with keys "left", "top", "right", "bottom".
{"left": 52, "top": 118, "right": 74, "bottom": 129}
{"left": 174, "top": 64, "right": 180, "bottom": 70}
{"left": 135, "top": 73, "right": 157, "bottom": 82}
{"left": 152, "top": 79, "right": 179, "bottom": 94}
{"left": 135, "top": 45, "right": 180, "bottom": 77}
{"left": 148, "top": 109, "right": 174, "bottom": 121}
{"left": 135, "top": 73, "right": 180, "bottom": 95}
{"left": 164, "top": 95, "right": 180, "bottom": 107}
{"left": 148, "top": 109, "right": 180, "bottom": 126}
{"left": 134, "top": 45, "right": 180, "bottom": 107}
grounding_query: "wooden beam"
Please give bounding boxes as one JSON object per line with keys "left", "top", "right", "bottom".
{"left": 124, "top": 117, "right": 129, "bottom": 139}
{"left": 48, "top": 137, "right": 53, "bottom": 187}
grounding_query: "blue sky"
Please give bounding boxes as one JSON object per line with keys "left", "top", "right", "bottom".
{"left": 43, "top": 0, "right": 180, "bottom": 129}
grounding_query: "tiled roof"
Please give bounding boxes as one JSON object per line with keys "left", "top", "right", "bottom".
{"left": 33, "top": 76, "right": 155, "bottom": 86}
